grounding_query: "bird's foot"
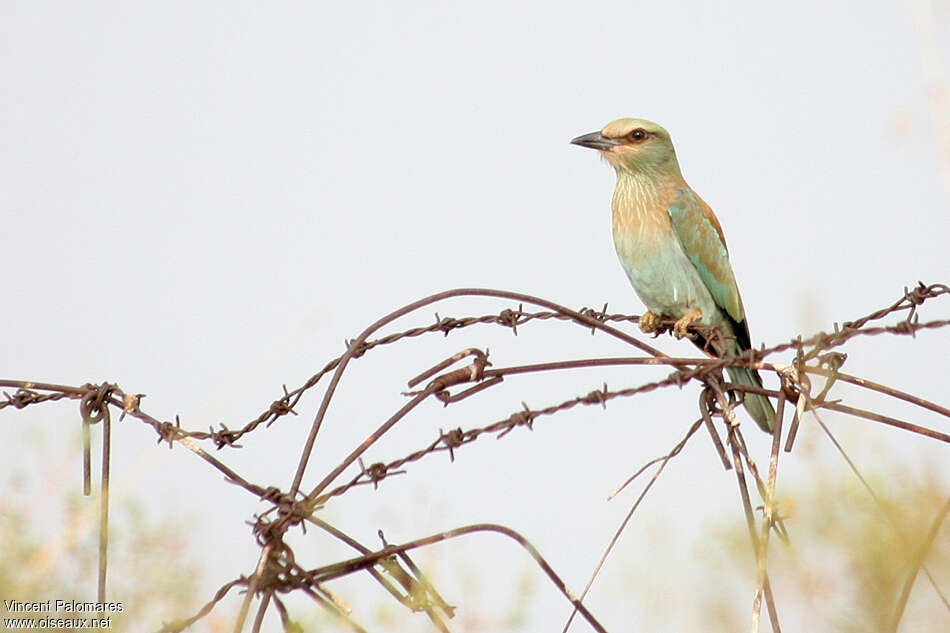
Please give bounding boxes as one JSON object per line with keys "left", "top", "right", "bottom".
{"left": 673, "top": 309, "right": 703, "bottom": 339}
{"left": 638, "top": 311, "right": 659, "bottom": 334}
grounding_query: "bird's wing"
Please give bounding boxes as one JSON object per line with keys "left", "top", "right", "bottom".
{"left": 667, "top": 188, "right": 752, "bottom": 349}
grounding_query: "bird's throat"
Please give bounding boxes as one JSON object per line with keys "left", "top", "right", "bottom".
{"left": 611, "top": 171, "right": 668, "bottom": 231}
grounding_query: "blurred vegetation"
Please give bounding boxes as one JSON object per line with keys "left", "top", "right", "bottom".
{"left": 4, "top": 425, "right": 949, "bottom": 632}
{"left": 694, "top": 440, "right": 950, "bottom": 632}
{"left": 0, "top": 441, "right": 201, "bottom": 633}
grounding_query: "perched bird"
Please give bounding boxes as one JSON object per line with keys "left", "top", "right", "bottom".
{"left": 571, "top": 118, "right": 774, "bottom": 432}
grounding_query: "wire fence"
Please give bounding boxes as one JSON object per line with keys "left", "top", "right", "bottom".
{"left": 2, "top": 281, "right": 949, "bottom": 632}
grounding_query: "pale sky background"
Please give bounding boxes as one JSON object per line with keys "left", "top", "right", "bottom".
{"left": 3, "top": 1, "right": 950, "bottom": 632}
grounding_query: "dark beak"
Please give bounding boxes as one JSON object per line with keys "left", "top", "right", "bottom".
{"left": 570, "top": 131, "right": 618, "bottom": 151}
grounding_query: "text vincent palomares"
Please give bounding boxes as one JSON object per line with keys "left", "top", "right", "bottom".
{"left": 3, "top": 599, "right": 124, "bottom": 613}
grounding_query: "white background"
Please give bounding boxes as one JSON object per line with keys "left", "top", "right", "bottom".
{"left": 3, "top": 2, "right": 950, "bottom": 631}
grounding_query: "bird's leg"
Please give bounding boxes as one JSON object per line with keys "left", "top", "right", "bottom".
{"left": 672, "top": 309, "right": 703, "bottom": 339}
{"left": 638, "top": 311, "right": 659, "bottom": 334}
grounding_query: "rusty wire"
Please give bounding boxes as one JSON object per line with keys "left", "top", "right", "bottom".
{"left": 2, "top": 281, "right": 950, "bottom": 632}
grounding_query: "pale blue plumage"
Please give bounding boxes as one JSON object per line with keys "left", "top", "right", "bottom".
{"left": 668, "top": 189, "right": 742, "bottom": 323}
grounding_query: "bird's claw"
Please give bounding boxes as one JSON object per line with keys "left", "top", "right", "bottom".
{"left": 673, "top": 309, "right": 702, "bottom": 339}
{"left": 638, "top": 311, "right": 658, "bottom": 334}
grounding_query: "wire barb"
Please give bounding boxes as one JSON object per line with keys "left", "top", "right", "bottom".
{"left": 1, "top": 281, "right": 948, "bottom": 632}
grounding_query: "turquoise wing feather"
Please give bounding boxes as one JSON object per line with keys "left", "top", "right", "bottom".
{"left": 667, "top": 188, "right": 745, "bottom": 326}
{"left": 668, "top": 188, "right": 775, "bottom": 431}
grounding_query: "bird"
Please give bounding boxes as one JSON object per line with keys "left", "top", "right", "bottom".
{"left": 571, "top": 117, "right": 774, "bottom": 432}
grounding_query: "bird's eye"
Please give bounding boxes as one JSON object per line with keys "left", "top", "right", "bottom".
{"left": 629, "top": 129, "right": 647, "bottom": 141}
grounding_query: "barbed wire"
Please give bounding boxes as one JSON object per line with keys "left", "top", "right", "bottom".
{"left": 2, "top": 281, "right": 949, "bottom": 632}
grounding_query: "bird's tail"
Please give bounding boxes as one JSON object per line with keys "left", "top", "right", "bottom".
{"left": 725, "top": 365, "right": 775, "bottom": 433}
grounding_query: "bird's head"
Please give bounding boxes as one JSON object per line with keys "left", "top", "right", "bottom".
{"left": 571, "top": 118, "right": 680, "bottom": 177}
